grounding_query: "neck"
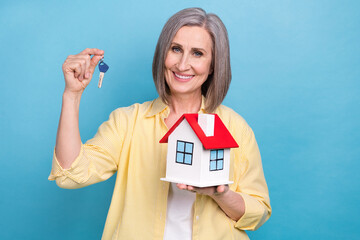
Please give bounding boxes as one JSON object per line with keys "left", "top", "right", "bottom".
{"left": 168, "top": 93, "right": 202, "bottom": 116}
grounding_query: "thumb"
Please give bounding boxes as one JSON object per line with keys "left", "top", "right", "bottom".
{"left": 214, "top": 185, "right": 229, "bottom": 195}
{"left": 89, "top": 55, "right": 104, "bottom": 71}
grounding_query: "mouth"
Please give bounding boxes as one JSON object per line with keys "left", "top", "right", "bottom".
{"left": 173, "top": 72, "right": 194, "bottom": 81}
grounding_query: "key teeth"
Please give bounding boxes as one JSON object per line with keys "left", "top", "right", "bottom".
{"left": 98, "top": 72, "right": 104, "bottom": 88}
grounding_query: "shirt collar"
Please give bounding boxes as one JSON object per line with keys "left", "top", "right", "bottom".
{"left": 146, "top": 96, "right": 207, "bottom": 117}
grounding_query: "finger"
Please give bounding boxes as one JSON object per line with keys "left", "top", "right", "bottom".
{"left": 78, "top": 48, "right": 104, "bottom": 74}
{"left": 73, "top": 62, "right": 82, "bottom": 80}
{"left": 214, "top": 185, "right": 229, "bottom": 195}
{"left": 176, "top": 183, "right": 187, "bottom": 190}
{"left": 67, "top": 55, "right": 91, "bottom": 80}
{"left": 78, "top": 58, "right": 87, "bottom": 81}
{"left": 89, "top": 54, "right": 104, "bottom": 70}
{"left": 84, "top": 55, "right": 91, "bottom": 79}
{"left": 80, "top": 48, "right": 104, "bottom": 56}
{"left": 223, "top": 184, "right": 229, "bottom": 192}
{"left": 216, "top": 185, "right": 225, "bottom": 193}
{"left": 80, "top": 78, "right": 91, "bottom": 89}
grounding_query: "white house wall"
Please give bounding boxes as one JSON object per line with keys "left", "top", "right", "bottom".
{"left": 165, "top": 120, "right": 203, "bottom": 185}
{"left": 200, "top": 148, "right": 231, "bottom": 186}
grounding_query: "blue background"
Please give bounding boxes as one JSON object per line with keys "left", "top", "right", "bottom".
{"left": 1, "top": 0, "right": 359, "bottom": 239}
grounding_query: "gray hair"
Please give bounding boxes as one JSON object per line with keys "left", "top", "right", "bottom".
{"left": 152, "top": 7, "right": 231, "bottom": 113}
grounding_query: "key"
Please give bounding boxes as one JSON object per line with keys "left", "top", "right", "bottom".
{"left": 98, "top": 59, "right": 109, "bottom": 88}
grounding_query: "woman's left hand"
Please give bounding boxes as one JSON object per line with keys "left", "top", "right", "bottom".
{"left": 176, "top": 183, "right": 229, "bottom": 196}
{"left": 176, "top": 183, "right": 245, "bottom": 221}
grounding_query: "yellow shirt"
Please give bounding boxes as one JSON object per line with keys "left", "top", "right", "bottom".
{"left": 49, "top": 98, "right": 271, "bottom": 240}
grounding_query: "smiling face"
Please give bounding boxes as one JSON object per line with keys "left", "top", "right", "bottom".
{"left": 164, "top": 26, "right": 213, "bottom": 98}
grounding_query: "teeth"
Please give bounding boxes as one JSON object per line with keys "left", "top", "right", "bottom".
{"left": 175, "top": 73, "right": 193, "bottom": 79}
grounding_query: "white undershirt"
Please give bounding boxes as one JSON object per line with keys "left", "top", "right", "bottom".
{"left": 163, "top": 183, "right": 196, "bottom": 240}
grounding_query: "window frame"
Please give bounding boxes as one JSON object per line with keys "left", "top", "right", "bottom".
{"left": 175, "top": 140, "right": 194, "bottom": 166}
{"left": 209, "top": 149, "right": 224, "bottom": 171}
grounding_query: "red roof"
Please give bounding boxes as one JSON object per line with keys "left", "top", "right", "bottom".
{"left": 159, "top": 114, "right": 239, "bottom": 149}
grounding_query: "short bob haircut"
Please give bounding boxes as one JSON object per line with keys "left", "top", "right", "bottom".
{"left": 152, "top": 8, "right": 231, "bottom": 113}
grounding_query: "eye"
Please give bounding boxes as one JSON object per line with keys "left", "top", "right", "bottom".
{"left": 193, "top": 51, "right": 203, "bottom": 57}
{"left": 171, "top": 46, "right": 181, "bottom": 53}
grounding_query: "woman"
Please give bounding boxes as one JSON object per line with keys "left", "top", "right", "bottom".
{"left": 49, "top": 8, "right": 271, "bottom": 240}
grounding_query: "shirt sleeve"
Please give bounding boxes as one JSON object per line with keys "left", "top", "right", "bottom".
{"left": 48, "top": 109, "right": 127, "bottom": 189}
{"left": 232, "top": 119, "right": 272, "bottom": 231}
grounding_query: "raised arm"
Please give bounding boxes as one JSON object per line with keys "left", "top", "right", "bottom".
{"left": 55, "top": 48, "right": 104, "bottom": 169}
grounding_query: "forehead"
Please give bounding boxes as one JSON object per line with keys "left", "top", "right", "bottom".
{"left": 172, "top": 26, "right": 213, "bottom": 49}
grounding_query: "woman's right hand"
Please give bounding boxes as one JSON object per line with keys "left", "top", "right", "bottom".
{"left": 62, "top": 48, "right": 104, "bottom": 95}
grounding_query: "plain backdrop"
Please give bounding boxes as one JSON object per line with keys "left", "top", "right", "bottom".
{"left": 1, "top": 0, "right": 359, "bottom": 239}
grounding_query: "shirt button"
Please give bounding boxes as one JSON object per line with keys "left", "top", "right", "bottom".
{"left": 196, "top": 215, "right": 199, "bottom": 221}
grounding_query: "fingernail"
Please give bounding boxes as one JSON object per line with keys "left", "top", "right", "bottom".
{"left": 85, "top": 72, "right": 90, "bottom": 78}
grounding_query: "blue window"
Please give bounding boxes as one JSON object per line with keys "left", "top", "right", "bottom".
{"left": 176, "top": 141, "right": 193, "bottom": 165}
{"left": 209, "top": 149, "right": 224, "bottom": 171}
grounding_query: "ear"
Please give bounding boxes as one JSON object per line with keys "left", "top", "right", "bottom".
{"left": 209, "top": 68, "right": 214, "bottom": 75}
{"left": 209, "top": 61, "right": 214, "bottom": 75}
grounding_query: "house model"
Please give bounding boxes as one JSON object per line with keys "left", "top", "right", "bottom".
{"left": 160, "top": 113, "right": 239, "bottom": 187}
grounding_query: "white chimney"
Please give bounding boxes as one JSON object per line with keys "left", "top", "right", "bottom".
{"left": 198, "top": 114, "right": 215, "bottom": 137}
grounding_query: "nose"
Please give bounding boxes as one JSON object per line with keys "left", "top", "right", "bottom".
{"left": 176, "top": 53, "right": 190, "bottom": 71}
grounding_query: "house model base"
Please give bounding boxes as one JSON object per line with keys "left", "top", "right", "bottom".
{"left": 160, "top": 177, "right": 233, "bottom": 188}
{"left": 160, "top": 114, "right": 239, "bottom": 188}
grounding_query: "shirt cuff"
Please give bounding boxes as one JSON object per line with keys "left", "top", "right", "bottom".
{"left": 48, "top": 145, "right": 88, "bottom": 184}
{"left": 235, "top": 192, "right": 269, "bottom": 231}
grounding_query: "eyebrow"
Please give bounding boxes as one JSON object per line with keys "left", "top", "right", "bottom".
{"left": 171, "top": 42, "right": 208, "bottom": 54}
